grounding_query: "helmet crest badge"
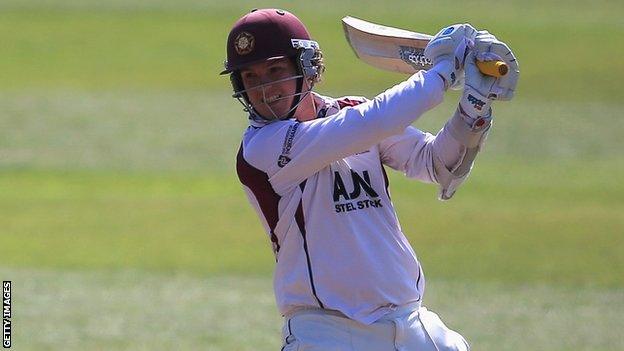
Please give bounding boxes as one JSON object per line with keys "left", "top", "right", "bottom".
{"left": 234, "top": 32, "right": 255, "bottom": 55}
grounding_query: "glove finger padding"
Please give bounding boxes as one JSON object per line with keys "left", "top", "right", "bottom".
{"left": 461, "top": 52, "right": 495, "bottom": 120}
{"left": 466, "top": 52, "right": 496, "bottom": 92}
{"left": 473, "top": 32, "right": 520, "bottom": 101}
{"left": 449, "top": 38, "right": 470, "bottom": 90}
{"left": 492, "top": 42, "right": 519, "bottom": 101}
{"left": 427, "top": 24, "right": 477, "bottom": 59}
{"left": 474, "top": 52, "right": 505, "bottom": 99}
{"left": 425, "top": 23, "right": 478, "bottom": 90}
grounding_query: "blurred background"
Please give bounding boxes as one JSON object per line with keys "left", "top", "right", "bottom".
{"left": 1, "top": 0, "right": 622, "bottom": 350}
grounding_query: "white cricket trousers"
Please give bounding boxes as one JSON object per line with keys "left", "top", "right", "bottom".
{"left": 280, "top": 303, "right": 469, "bottom": 351}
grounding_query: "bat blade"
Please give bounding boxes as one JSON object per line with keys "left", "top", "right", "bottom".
{"left": 342, "top": 16, "right": 433, "bottom": 74}
{"left": 342, "top": 16, "right": 508, "bottom": 78}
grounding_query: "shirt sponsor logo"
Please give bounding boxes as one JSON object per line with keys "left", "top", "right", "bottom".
{"left": 333, "top": 170, "right": 383, "bottom": 213}
{"left": 277, "top": 155, "right": 291, "bottom": 168}
{"left": 277, "top": 123, "right": 298, "bottom": 167}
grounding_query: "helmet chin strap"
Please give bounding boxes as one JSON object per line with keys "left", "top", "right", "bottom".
{"left": 285, "top": 76, "right": 304, "bottom": 119}
{"left": 260, "top": 84, "right": 312, "bottom": 120}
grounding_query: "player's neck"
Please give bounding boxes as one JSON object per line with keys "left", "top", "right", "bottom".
{"left": 294, "top": 91, "right": 318, "bottom": 122}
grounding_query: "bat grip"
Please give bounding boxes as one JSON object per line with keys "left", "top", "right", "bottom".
{"left": 476, "top": 60, "right": 508, "bottom": 78}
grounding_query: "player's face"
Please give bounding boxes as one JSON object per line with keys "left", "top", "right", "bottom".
{"left": 240, "top": 58, "right": 300, "bottom": 119}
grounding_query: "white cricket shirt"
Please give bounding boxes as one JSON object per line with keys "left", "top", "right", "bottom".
{"left": 236, "top": 70, "right": 487, "bottom": 324}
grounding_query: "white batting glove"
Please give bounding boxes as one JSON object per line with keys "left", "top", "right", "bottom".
{"left": 458, "top": 31, "right": 520, "bottom": 127}
{"left": 424, "top": 23, "right": 478, "bottom": 90}
{"left": 472, "top": 30, "right": 520, "bottom": 101}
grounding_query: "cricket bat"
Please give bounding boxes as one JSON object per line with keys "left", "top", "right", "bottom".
{"left": 342, "top": 16, "right": 508, "bottom": 78}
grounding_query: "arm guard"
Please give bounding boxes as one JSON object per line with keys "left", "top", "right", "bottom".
{"left": 433, "top": 108, "right": 491, "bottom": 200}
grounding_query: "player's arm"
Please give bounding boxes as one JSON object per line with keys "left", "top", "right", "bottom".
{"left": 242, "top": 70, "right": 446, "bottom": 193}
{"left": 378, "top": 111, "right": 490, "bottom": 200}
{"left": 256, "top": 69, "right": 444, "bottom": 194}
{"left": 247, "top": 24, "right": 478, "bottom": 194}
{"left": 434, "top": 30, "right": 519, "bottom": 199}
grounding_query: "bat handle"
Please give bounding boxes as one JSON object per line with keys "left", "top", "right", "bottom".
{"left": 476, "top": 60, "right": 508, "bottom": 78}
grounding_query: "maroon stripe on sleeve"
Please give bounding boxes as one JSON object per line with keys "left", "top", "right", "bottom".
{"left": 336, "top": 97, "right": 366, "bottom": 110}
{"left": 236, "top": 144, "right": 282, "bottom": 254}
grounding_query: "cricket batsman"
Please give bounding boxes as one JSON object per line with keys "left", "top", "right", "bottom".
{"left": 222, "top": 8, "right": 518, "bottom": 350}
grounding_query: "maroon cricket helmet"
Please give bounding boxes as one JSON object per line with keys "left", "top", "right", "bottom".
{"left": 220, "top": 9, "right": 312, "bottom": 74}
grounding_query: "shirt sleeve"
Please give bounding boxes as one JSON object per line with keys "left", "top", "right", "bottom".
{"left": 378, "top": 109, "right": 492, "bottom": 200}
{"left": 377, "top": 127, "right": 440, "bottom": 184}
{"left": 260, "top": 70, "right": 446, "bottom": 195}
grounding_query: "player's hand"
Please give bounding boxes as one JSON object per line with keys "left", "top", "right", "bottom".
{"left": 458, "top": 32, "right": 519, "bottom": 126}
{"left": 424, "top": 23, "right": 477, "bottom": 90}
{"left": 470, "top": 30, "right": 519, "bottom": 101}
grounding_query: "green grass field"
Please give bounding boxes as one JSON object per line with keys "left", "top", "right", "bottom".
{"left": 1, "top": 1, "right": 623, "bottom": 350}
